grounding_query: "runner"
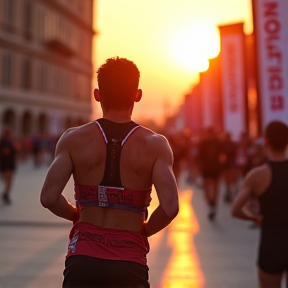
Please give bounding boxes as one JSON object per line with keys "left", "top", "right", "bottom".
{"left": 198, "top": 127, "right": 223, "bottom": 220}
{"left": 0, "top": 127, "right": 18, "bottom": 205}
{"left": 219, "top": 132, "right": 237, "bottom": 203}
{"left": 40, "top": 57, "right": 179, "bottom": 288}
{"left": 231, "top": 120, "right": 288, "bottom": 288}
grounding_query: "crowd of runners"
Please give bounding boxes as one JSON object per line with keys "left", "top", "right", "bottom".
{"left": 167, "top": 126, "right": 267, "bottom": 220}
{"left": 0, "top": 129, "right": 59, "bottom": 204}
{"left": 0, "top": 124, "right": 266, "bottom": 209}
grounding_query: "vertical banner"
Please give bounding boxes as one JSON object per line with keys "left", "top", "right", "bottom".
{"left": 184, "top": 85, "right": 202, "bottom": 133}
{"left": 201, "top": 71, "right": 214, "bottom": 128}
{"left": 219, "top": 23, "right": 247, "bottom": 140}
{"left": 49, "top": 111, "right": 64, "bottom": 136}
{"left": 200, "top": 57, "right": 222, "bottom": 132}
{"left": 253, "top": 0, "right": 288, "bottom": 129}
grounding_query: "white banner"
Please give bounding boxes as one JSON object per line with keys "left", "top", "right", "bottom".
{"left": 220, "top": 25, "right": 246, "bottom": 140}
{"left": 253, "top": 0, "right": 288, "bottom": 129}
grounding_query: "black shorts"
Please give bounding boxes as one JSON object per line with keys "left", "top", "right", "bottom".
{"left": 0, "top": 162, "right": 15, "bottom": 172}
{"left": 63, "top": 255, "right": 150, "bottom": 288}
{"left": 257, "top": 236, "right": 288, "bottom": 274}
{"left": 201, "top": 169, "right": 220, "bottom": 179}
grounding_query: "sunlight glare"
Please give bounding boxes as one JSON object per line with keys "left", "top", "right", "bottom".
{"left": 160, "top": 189, "right": 205, "bottom": 288}
{"left": 170, "top": 24, "right": 220, "bottom": 73}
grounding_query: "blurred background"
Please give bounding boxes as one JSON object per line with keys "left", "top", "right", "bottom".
{"left": 1, "top": 0, "right": 286, "bottom": 145}
{"left": 0, "top": 0, "right": 287, "bottom": 287}
{"left": 1, "top": 0, "right": 286, "bottom": 141}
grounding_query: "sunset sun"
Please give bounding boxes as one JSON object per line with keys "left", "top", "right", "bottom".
{"left": 170, "top": 24, "right": 220, "bottom": 73}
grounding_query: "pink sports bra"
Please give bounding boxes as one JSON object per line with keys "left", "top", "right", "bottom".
{"left": 74, "top": 184, "right": 151, "bottom": 214}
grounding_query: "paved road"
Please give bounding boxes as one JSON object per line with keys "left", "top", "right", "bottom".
{"left": 0, "top": 160, "right": 263, "bottom": 288}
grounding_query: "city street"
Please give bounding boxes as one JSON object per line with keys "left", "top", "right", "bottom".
{"left": 0, "top": 160, "right": 261, "bottom": 288}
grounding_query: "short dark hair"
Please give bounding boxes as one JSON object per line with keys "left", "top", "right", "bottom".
{"left": 265, "top": 120, "right": 288, "bottom": 151}
{"left": 97, "top": 57, "right": 140, "bottom": 111}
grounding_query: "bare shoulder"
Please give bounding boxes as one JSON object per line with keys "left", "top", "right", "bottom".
{"left": 246, "top": 163, "right": 269, "bottom": 180}
{"left": 57, "top": 122, "right": 96, "bottom": 149}
{"left": 243, "top": 163, "right": 270, "bottom": 194}
{"left": 138, "top": 126, "right": 168, "bottom": 141}
{"left": 138, "top": 126, "right": 171, "bottom": 150}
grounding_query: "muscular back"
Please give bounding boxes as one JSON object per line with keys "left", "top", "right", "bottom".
{"left": 66, "top": 122, "right": 163, "bottom": 188}
{"left": 59, "top": 121, "right": 173, "bottom": 231}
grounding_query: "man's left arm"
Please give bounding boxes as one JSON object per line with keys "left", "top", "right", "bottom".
{"left": 40, "top": 132, "right": 77, "bottom": 222}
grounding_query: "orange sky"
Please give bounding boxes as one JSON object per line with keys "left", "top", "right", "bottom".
{"left": 92, "top": 0, "right": 253, "bottom": 125}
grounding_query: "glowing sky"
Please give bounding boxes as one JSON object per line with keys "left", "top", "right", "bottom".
{"left": 92, "top": 0, "right": 253, "bottom": 124}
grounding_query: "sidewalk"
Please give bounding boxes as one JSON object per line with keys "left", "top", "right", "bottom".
{"left": 0, "top": 161, "right": 261, "bottom": 288}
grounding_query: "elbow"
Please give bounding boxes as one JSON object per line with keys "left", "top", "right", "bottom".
{"left": 40, "top": 196, "right": 50, "bottom": 208}
{"left": 166, "top": 205, "right": 179, "bottom": 221}
{"left": 40, "top": 193, "right": 55, "bottom": 208}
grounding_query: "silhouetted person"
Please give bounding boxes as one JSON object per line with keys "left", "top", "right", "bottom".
{"left": 0, "top": 127, "right": 18, "bottom": 204}
{"left": 219, "top": 132, "right": 237, "bottom": 203}
{"left": 232, "top": 121, "right": 288, "bottom": 288}
{"left": 32, "top": 135, "right": 42, "bottom": 167}
{"left": 40, "top": 57, "right": 179, "bottom": 288}
{"left": 198, "top": 127, "right": 222, "bottom": 220}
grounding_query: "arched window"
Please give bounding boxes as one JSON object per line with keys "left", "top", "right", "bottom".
{"left": 38, "top": 113, "right": 48, "bottom": 134}
{"left": 22, "top": 111, "right": 32, "bottom": 136}
{"left": 2, "top": 109, "right": 16, "bottom": 130}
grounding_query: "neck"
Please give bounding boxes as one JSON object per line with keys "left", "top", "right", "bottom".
{"left": 268, "top": 149, "right": 287, "bottom": 162}
{"left": 102, "top": 109, "right": 132, "bottom": 123}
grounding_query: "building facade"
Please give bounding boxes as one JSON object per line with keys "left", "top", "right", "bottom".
{"left": 0, "top": 0, "right": 95, "bottom": 137}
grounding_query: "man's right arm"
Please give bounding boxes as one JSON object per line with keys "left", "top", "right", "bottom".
{"left": 144, "top": 135, "right": 179, "bottom": 237}
{"left": 231, "top": 169, "right": 262, "bottom": 223}
{"left": 40, "top": 130, "right": 77, "bottom": 222}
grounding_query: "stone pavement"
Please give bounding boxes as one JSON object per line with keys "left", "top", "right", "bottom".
{"left": 0, "top": 160, "right": 264, "bottom": 288}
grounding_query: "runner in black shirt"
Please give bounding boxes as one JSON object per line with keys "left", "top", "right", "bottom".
{"left": 232, "top": 121, "right": 288, "bottom": 288}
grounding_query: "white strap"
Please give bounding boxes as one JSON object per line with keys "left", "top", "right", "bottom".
{"left": 121, "top": 126, "right": 140, "bottom": 146}
{"left": 95, "top": 121, "right": 108, "bottom": 143}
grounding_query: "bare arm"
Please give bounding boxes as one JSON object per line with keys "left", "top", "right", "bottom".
{"left": 144, "top": 136, "right": 179, "bottom": 237}
{"left": 231, "top": 170, "right": 262, "bottom": 223}
{"left": 40, "top": 131, "right": 77, "bottom": 222}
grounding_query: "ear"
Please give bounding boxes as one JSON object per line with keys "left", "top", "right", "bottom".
{"left": 94, "top": 89, "right": 101, "bottom": 102}
{"left": 135, "top": 89, "right": 142, "bottom": 103}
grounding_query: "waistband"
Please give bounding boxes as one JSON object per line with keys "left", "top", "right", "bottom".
{"left": 67, "top": 222, "right": 149, "bottom": 266}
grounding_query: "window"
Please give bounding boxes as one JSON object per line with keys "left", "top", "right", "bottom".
{"left": 38, "top": 63, "right": 46, "bottom": 92}
{"left": 24, "top": 2, "right": 32, "bottom": 39}
{"left": 3, "top": 0, "right": 15, "bottom": 32}
{"left": 21, "top": 58, "right": 32, "bottom": 90}
{"left": 2, "top": 53, "right": 13, "bottom": 87}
